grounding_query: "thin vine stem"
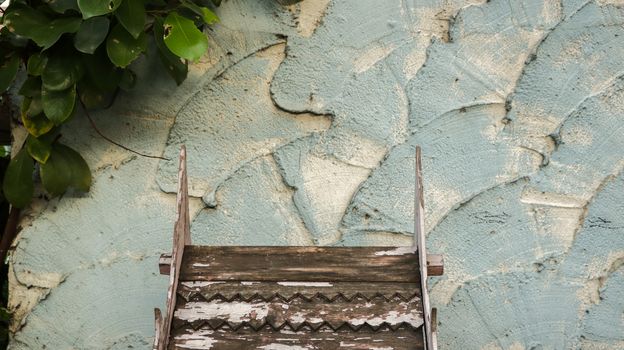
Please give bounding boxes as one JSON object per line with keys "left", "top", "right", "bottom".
{"left": 79, "top": 100, "right": 170, "bottom": 161}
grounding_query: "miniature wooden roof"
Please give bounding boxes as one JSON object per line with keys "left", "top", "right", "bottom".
{"left": 154, "top": 146, "right": 443, "bottom": 350}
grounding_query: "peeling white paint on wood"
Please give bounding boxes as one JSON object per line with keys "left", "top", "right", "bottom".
{"left": 175, "top": 330, "right": 219, "bottom": 349}
{"left": 181, "top": 281, "right": 225, "bottom": 288}
{"left": 258, "top": 344, "right": 312, "bottom": 350}
{"left": 276, "top": 282, "right": 333, "bottom": 287}
{"left": 176, "top": 301, "right": 271, "bottom": 323}
{"left": 193, "top": 263, "right": 211, "bottom": 267}
{"left": 374, "top": 246, "right": 413, "bottom": 256}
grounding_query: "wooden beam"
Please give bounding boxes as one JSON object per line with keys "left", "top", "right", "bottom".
{"left": 152, "top": 308, "right": 163, "bottom": 350}
{"left": 426, "top": 254, "right": 444, "bottom": 276}
{"left": 158, "top": 146, "right": 190, "bottom": 350}
{"left": 414, "top": 146, "right": 434, "bottom": 350}
{"left": 159, "top": 251, "right": 444, "bottom": 278}
{"left": 170, "top": 327, "right": 425, "bottom": 350}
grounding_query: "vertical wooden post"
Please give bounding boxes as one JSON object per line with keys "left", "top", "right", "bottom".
{"left": 414, "top": 146, "right": 434, "bottom": 350}
{"left": 156, "top": 146, "right": 190, "bottom": 350}
{"left": 153, "top": 308, "right": 163, "bottom": 350}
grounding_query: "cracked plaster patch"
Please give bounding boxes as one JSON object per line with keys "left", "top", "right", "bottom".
{"left": 342, "top": 103, "right": 542, "bottom": 236}
{"left": 189, "top": 156, "right": 313, "bottom": 246}
{"left": 439, "top": 272, "right": 579, "bottom": 349}
{"left": 157, "top": 43, "right": 331, "bottom": 202}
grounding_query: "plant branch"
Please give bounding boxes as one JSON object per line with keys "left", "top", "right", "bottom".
{"left": 79, "top": 100, "right": 170, "bottom": 161}
{"left": 0, "top": 207, "right": 19, "bottom": 265}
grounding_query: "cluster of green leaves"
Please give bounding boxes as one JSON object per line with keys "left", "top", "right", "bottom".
{"left": 0, "top": 0, "right": 219, "bottom": 208}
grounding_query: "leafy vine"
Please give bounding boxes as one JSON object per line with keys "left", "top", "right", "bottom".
{"left": 0, "top": 0, "right": 222, "bottom": 209}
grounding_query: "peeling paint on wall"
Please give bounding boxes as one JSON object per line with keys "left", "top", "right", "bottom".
{"left": 7, "top": 0, "right": 624, "bottom": 349}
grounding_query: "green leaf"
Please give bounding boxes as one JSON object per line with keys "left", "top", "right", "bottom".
{"left": 21, "top": 112, "right": 55, "bottom": 137}
{"left": 42, "top": 52, "right": 83, "bottom": 91}
{"left": 81, "top": 47, "right": 121, "bottom": 92}
{"left": 19, "top": 76, "right": 42, "bottom": 98}
{"left": 27, "top": 53, "right": 48, "bottom": 76}
{"left": 42, "top": 85, "right": 76, "bottom": 125}
{"left": 45, "top": 0, "right": 80, "bottom": 13}
{"left": 3, "top": 7, "right": 81, "bottom": 49}
{"left": 22, "top": 97, "right": 44, "bottom": 117}
{"left": 26, "top": 135, "right": 52, "bottom": 164}
{"left": 73, "top": 16, "right": 110, "bottom": 54}
{"left": 0, "top": 146, "right": 10, "bottom": 158}
{"left": 0, "top": 26, "right": 29, "bottom": 48}
{"left": 0, "top": 55, "right": 20, "bottom": 92}
{"left": 181, "top": 0, "right": 219, "bottom": 25}
{"left": 153, "top": 17, "right": 187, "bottom": 85}
{"left": 115, "top": 0, "right": 145, "bottom": 39}
{"left": 40, "top": 143, "right": 91, "bottom": 196}
{"left": 22, "top": 92, "right": 56, "bottom": 139}
{"left": 106, "top": 24, "right": 147, "bottom": 68}
{"left": 77, "top": 77, "right": 115, "bottom": 109}
{"left": 163, "top": 11, "right": 208, "bottom": 61}
{"left": 2, "top": 149, "right": 34, "bottom": 208}
{"left": 77, "top": 0, "right": 122, "bottom": 19}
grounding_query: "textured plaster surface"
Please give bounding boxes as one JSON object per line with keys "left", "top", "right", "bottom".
{"left": 7, "top": 0, "right": 624, "bottom": 349}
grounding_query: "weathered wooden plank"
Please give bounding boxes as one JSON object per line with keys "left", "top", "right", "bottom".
{"left": 172, "top": 289, "right": 423, "bottom": 330}
{"left": 159, "top": 252, "right": 444, "bottom": 278}
{"left": 170, "top": 327, "right": 425, "bottom": 350}
{"left": 177, "top": 281, "right": 422, "bottom": 302}
{"left": 431, "top": 308, "right": 438, "bottom": 350}
{"left": 414, "top": 146, "right": 434, "bottom": 350}
{"left": 153, "top": 308, "right": 163, "bottom": 350}
{"left": 158, "top": 146, "right": 191, "bottom": 350}
{"left": 159, "top": 247, "right": 442, "bottom": 282}
{"left": 426, "top": 254, "right": 444, "bottom": 276}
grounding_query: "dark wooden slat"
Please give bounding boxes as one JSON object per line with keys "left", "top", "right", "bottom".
{"left": 170, "top": 327, "right": 424, "bottom": 350}
{"left": 177, "top": 281, "right": 422, "bottom": 302}
{"left": 160, "top": 252, "right": 444, "bottom": 278}
{"left": 426, "top": 254, "right": 444, "bottom": 276}
{"left": 159, "top": 246, "right": 442, "bottom": 282}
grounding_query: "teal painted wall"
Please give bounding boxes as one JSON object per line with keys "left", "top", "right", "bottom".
{"left": 8, "top": 0, "right": 624, "bottom": 349}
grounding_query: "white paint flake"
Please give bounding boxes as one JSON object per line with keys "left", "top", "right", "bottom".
{"left": 276, "top": 282, "right": 333, "bottom": 287}
{"left": 374, "top": 246, "right": 413, "bottom": 256}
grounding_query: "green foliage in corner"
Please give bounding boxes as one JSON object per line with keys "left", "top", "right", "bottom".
{"left": 0, "top": 0, "right": 220, "bottom": 208}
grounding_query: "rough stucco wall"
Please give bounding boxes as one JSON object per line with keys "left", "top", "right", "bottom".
{"left": 7, "top": 0, "right": 624, "bottom": 349}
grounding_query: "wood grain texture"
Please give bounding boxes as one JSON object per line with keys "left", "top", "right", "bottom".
{"left": 176, "top": 281, "right": 422, "bottom": 302}
{"left": 158, "top": 146, "right": 191, "bottom": 350}
{"left": 159, "top": 252, "right": 444, "bottom": 278}
{"left": 414, "top": 146, "right": 433, "bottom": 350}
{"left": 170, "top": 326, "right": 425, "bottom": 350}
{"left": 159, "top": 246, "right": 442, "bottom": 282}
{"left": 173, "top": 295, "right": 423, "bottom": 330}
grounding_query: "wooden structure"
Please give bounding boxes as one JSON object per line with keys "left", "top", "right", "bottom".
{"left": 154, "top": 146, "right": 443, "bottom": 349}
